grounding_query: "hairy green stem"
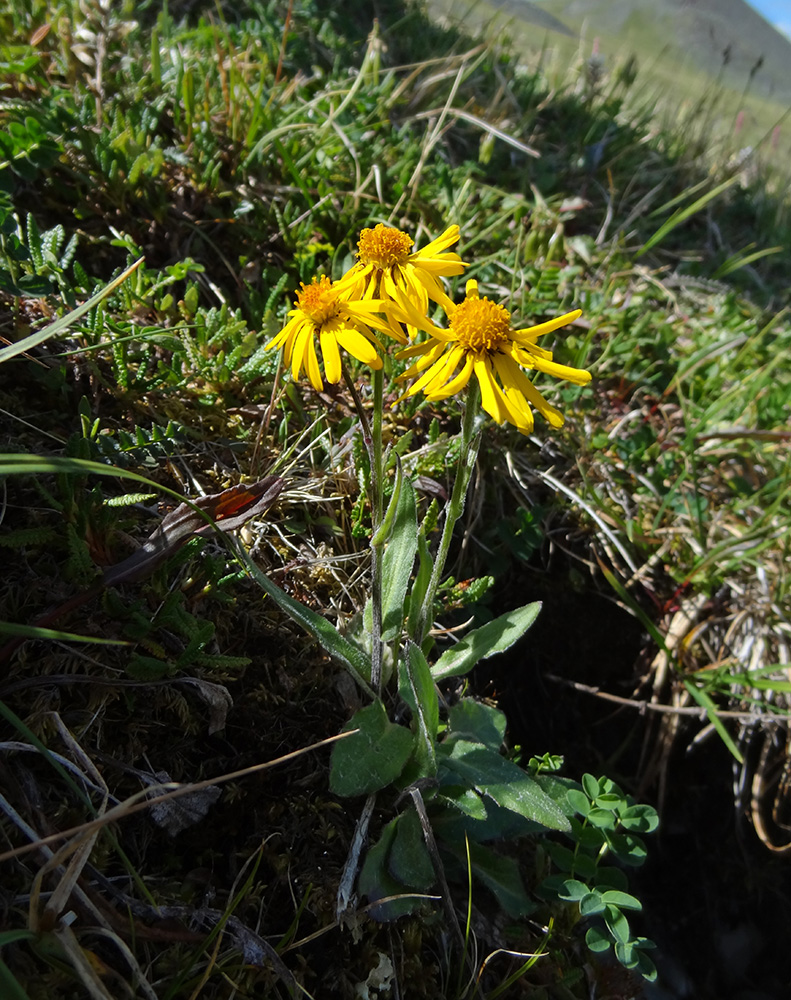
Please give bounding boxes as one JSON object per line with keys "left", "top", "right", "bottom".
{"left": 414, "top": 382, "right": 481, "bottom": 645}
{"left": 369, "top": 367, "right": 384, "bottom": 693}
{"left": 343, "top": 364, "right": 385, "bottom": 694}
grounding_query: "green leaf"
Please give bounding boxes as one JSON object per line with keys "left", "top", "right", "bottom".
{"left": 571, "top": 852, "right": 598, "bottom": 880}
{"left": 587, "top": 808, "right": 616, "bottom": 830}
{"left": 566, "top": 789, "right": 592, "bottom": 815}
{"left": 406, "top": 532, "right": 433, "bottom": 639}
{"left": 542, "top": 842, "right": 576, "bottom": 873}
{"left": 0, "top": 257, "right": 143, "bottom": 364}
{"left": 431, "top": 602, "right": 542, "bottom": 681}
{"left": 633, "top": 951, "right": 658, "bottom": 982}
{"left": 601, "top": 890, "right": 642, "bottom": 911}
{"left": 606, "top": 832, "right": 648, "bottom": 867}
{"left": 466, "top": 841, "right": 535, "bottom": 918}
{"left": 359, "top": 818, "right": 420, "bottom": 920}
{"left": 104, "top": 492, "right": 158, "bottom": 506}
{"left": 539, "top": 873, "right": 571, "bottom": 896}
{"left": 438, "top": 740, "right": 570, "bottom": 832}
{"left": 576, "top": 825, "right": 607, "bottom": 851}
{"left": 237, "top": 545, "right": 374, "bottom": 696}
{"left": 380, "top": 468, "right": 417, "bottom": 641}
{"left": 593, "top": 867, "right": 629, "bottom": 892}
{"left": 581, "top": 773, "right": 600, "bottom": 799}
{"left": 0, "top": 930, "right": 36, "bottom": 947}
{"left": 594, "top": 793, "right": 623, "bottom": 810}
{"left": 16, "top": 274, "right": 52, "bottom": 297}
{"left": 557, "top": 879, "right": 589, "bottom": 901}
{"left": 636, "top": 175, "right": 739, "bottom": 257}
{"left": 534, "top": 774, "right": 578, "bottom": 816}
{"left": 614, "top": 941, "right": 636, "bottom": 967}
{"left": 0, "top": 959, "right": 32, "bottom": 1000}
{"left": 683, "top": 678, "right": 743, "bottom": 763}
{"left": 389, "top": 809, "right": 435, "bottom": 890}
{"left": 579, "top": 891, "right": 605, "bottom": 916}
{"left": 436, "top": 785, "right": 488, "bottom": 820}
{"left": 619, "top": 804, "right": 659, "bottom": 834}
{"left": 0, "top": 622, "right": 129, "bottom": 646}
{"left": 398, "top": 641, "right": 438, "bottom": 778}
{"left": 447, "top": 699, "right": 506, "bottom": 750}
{"left": 604, "top": 904, "right": 631, "bottom": 944}
{"left": 585, "top": 925, "right": 611, "bottom": 953}
{"left": 329, "top": 701, "right": 414, "bottom": 797}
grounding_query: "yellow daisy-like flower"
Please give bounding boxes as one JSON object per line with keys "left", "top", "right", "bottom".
{"left": 337, "top": 223, "right": 467, "bottom": 329}
{"left": 397, "top": 279, "right": 590, "bottom": 435}
{"left": 266, "top": 275, "right": 395, "bottom": 391}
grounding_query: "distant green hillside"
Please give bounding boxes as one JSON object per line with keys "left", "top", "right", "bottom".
{"left": 529, "top": 0, "right": 791, "bottom": 102}
{"left": 427, "top": 0, "right": 791, "bottom": 179}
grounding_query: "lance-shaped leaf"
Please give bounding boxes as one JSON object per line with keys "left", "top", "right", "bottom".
{"left": 0, "top": 257, "right": 144, "bottom": 365}
{"left": 431, "top": 602, "right": 542, "bottom": 681}
{"left": 380, "top": 467, "right": 417, "bottom": 642}
{"left": 365, "top": 461, "right": 418, "bottom": 642}
{"left": 447, "top": 699, "right": 506, "bottom": 750}
{"left": 438, "top": 739, "right": 570, "bottom": 832}
{"left": 398, "top": 641, "right": 438, "bottom": 778}
{"left": 238, "top": 545, "right": 374, "bottom": 697}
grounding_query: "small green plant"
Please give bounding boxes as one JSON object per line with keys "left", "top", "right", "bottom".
{"left": 253, "top": 219, "right": 658, "bottom": 986}
{"left": 0, "top": 207, "right": 78, "bottom": 298}
{"left": 540, "top": 773, "right": 659, "bottom": 980}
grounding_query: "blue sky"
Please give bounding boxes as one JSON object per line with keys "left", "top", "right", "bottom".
{"left": 747, "top": 0, "right": 791, "bottom": 38}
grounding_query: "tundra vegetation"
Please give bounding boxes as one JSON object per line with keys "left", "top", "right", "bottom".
{"left": 1, "top": 1, "right": 789, "bottom": 997}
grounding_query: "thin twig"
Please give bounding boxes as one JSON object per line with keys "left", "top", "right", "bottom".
{"left": 545, "top": 673, "right": 790, "bottom": 722}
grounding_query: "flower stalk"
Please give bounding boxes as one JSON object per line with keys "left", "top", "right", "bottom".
{"left": 343, "top": 363, "right": 385, "bottom": 693}
{"left": 412, "top": 378, "right": 481, "bottom": 647}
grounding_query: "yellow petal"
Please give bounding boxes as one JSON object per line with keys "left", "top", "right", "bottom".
{"left": 424, "top": 352, "right": 474, "bottom": 400}
{"left": 266, "top": 312, "right": 302, "bottom": 350}
{"left": 403, "top": 356, "right": 448, "bottom": 398}
{"left": 291, "top": 325, "right": 311, "bottom": 381}
{"left": 411, "top": 268, "right": 455, "bottom": 310}
{"left": 397, "top": 339, "right": 437, "bottom": 361}
{"left": 512, "top": 342, "right": 553, "bottom": 364}
{"left": 514, "top": 308, "right": 582, "bottom": 342}
{"left": 305, "top": 335, "right": 323, "bottom": 390}
{"left": 473, "top": 356, "right": 506, "bottom": 424}
{"left": 320, "top": 329, "right": 343, "bottom": 384}
{"left": 412, "top": 225, "right": 461, "bottom": 257}
{"left": 420, "top": 344, "right": 466, "bottom": 396}
{"left": 335, "top": 327, "right": 382, "bottom": 369}
{"left": 410, "top": 255, "right": 466, "bottom": 276}
{"left": 494, "top": 354, "right": 564, "bottom": 427}
{"left": 397, "top": 339, "right": 448, "bottom": 382}
{"left": 399, "top": 264, "right": 429, "bottom": 313}
{"left": 335, "top": 263, "right": 368, "bottom": 297}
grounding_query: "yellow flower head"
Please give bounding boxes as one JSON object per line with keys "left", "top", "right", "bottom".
{"left": 337, "top": 223, "right": 467, "bottom": 330}
{"left": 397, "top": 279, "right": 590, "bottom": 435}
{"left": 266, "top": 275, "right": 395, "bottom": 391}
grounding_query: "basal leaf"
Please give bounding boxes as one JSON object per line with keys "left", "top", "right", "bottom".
{"left": 329, "top": 701, "right": 414, "bottom": 797}
{"left": 389, "top": 808, "right": 435, "bottom": 890}
{"left": 358, "top": 818, "right": 420, "bottom": 920}
{"left": 447, "top": 699, "right": 506, "bottom": 750}
{"left": 438, "top": 740, "right": 570, "bottom": 832}
{"left": 466, "top": 841, "right": 535, "bottom": 918}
